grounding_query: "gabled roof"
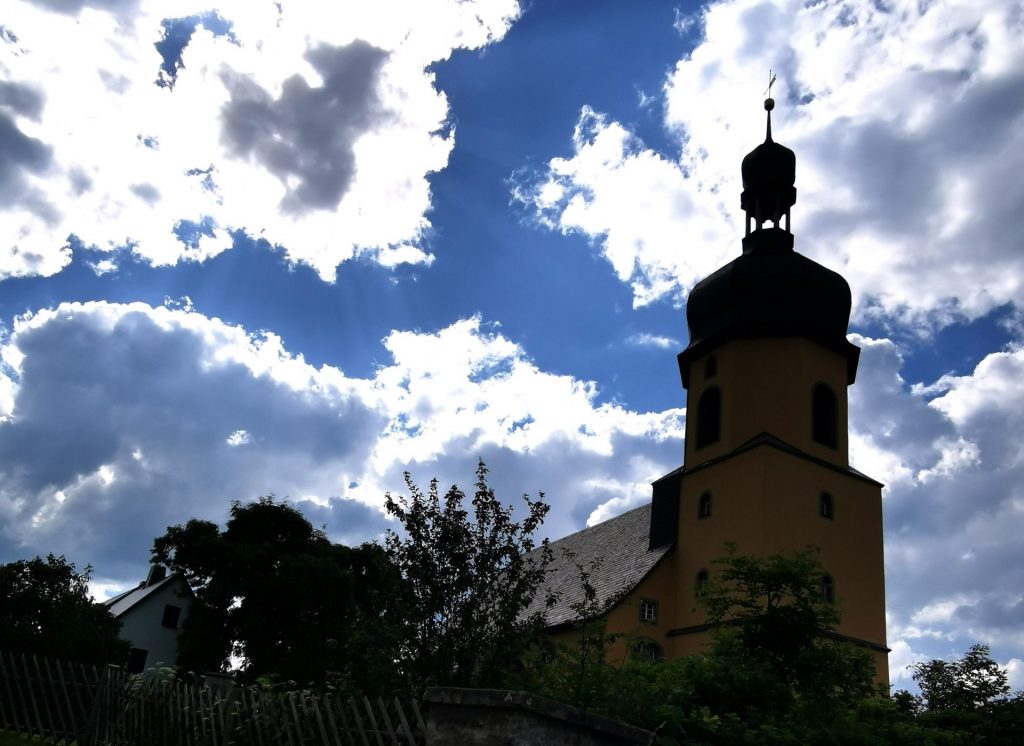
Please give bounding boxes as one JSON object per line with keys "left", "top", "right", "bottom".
{"left": 524, "top": 503, "right": 670, "bottom": 629}
{"left": 103, "top": 574, "right": 189, "bottom": 618}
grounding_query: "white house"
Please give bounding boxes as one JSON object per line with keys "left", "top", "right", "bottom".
{"left": 103, "top": 565, "right": 193, "bottom": 673}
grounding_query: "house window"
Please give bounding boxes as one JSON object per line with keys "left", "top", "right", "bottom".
{"left": 631, "top": 638, "right": 664, "bottom": 662}
{"left": 819, "top": 492, "right": 834, "bottom": 520}
{"left": 639, "top": 598, "right": 658, "bottom": 624}
{"left": 695, "top": 569, "right": 709, "bottom": 598}
{"left": 821, "top": 574, "right": 835, "bottom": 604}
{"left": 128, "top": 648, "right": 148, "bottom": 674}
{"left": 696, "top": 387, "right": 721, "bottom": 449}
{"left": 812, "top": 383, "right": 838, "bottom": 448}
{"left": 698, "top": 492, "right": 712, "bottom": 519}
{"left": 704, "top": 355, "right": 717, "bottom": 379}
{"left": 162, "top": 604, "right": 182, "bottom": 629}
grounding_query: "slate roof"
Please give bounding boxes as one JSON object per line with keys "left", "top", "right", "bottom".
{"left": 524, "top": 503, "right": 671, "bottom": 628}
{"left": 103, "top": 574, "right": 186, "bottom": 617}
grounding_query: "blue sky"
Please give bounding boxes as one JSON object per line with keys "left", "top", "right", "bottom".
{"left": 1, "top": 0, "right": 1023, "bottom": 688}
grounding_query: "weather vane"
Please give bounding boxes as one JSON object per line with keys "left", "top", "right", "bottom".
{"left": 765, "top": 68, "right": 778, "bottom": 111}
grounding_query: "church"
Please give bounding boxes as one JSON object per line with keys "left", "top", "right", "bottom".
{"left": 528, "top": 96, "right": 889, "bottom": 684}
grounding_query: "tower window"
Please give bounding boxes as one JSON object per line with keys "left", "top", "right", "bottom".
{"left": 821, "top": 574, "right": 835, "bottom": 604}
{"left": 698, "top": 492, "right": 712, "bottom": 519}
{"left": 819, "top": 492, "right": 834, "bottom": 520}
{"left": 639, "top": 598, "right": 658, "bottom": 624}
{"left": 812, "top": 383, "right": 838, "bottom": 448}
{"left": 696, "top": 387, "right": 721, "bottom": 449}
{"left": 704, "top": 355, "right": 717, "bottom": 379}
{"left": 695, "top": 569, "right": 709, "bottom": 598}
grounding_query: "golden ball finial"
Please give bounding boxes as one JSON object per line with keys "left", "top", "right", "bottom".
{"left": 764, "top": 97, "right": 775, "bottom": 111}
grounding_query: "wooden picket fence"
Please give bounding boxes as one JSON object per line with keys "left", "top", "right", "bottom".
{"left": 0, "top": 649, "right": 103, "bottom": 743}
{"left": 0, "top": 649, "right": 426, "bottom": 745}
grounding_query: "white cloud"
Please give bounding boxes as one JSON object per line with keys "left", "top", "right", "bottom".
{"left": 515, "top": 0, "right": 1024, "bottom": 328}
{"left": 847, "top": 337, "right": 1024, "bottom": 664}
{"left": 888, "top": 638, "right": 927, "bottom": 684}
{"left": 1006, "top": 658, "right": 1024, "bottom": 692}
{"left": 625, "top": 332, "right": 681, "bottom": 349}
{"left": 0, "top": 0, "right": 520, "bottom": 280}
{"left": 0, "top": 302, "right": 684, "bottom": 582}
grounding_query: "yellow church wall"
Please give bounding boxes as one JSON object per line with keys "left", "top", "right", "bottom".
{"left": 668, "top": 443, "right": 888, "bottom": 684}
{"left": 684, "top": 338, "right": 851, "bottom": 469}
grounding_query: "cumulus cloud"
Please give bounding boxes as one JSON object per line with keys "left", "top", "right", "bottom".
{"left": 847, "top": 336, "right": 1024, "bottom": 665}
{"left": 514, "top": 0, "right": 1024, "bottom": 328}
{"left": 0, "top": 0, "right": 521, "bottom": 280}
{"left": 0, "top": 303, "right": 683, "bottom": 586}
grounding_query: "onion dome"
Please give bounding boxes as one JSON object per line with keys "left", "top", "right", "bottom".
{"left": 677, "top": 97, "right": 860, "bottom": 387}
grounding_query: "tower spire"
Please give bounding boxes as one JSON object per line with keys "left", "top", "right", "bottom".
{"left": 739, "top": 89, "right": 796, "bottom": 251}
{"left": 764, "top": 70, "right": 777, "bottom": 142}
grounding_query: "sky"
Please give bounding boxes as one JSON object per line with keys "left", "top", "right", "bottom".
{"left": 1, "top": 0, "right": 1022, "bottom": 689}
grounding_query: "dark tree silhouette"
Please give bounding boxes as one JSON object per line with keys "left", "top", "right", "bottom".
{"left": 0, "top": 554, "right": 129, "bottom": 666}
{"left": 384, "top": 459, "right": 553, "bottom": 690}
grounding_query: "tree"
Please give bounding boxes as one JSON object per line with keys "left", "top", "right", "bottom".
{"left": 0, "top": 554, "right": 130, "bottom": 666}
{"left": 384, "top": 459, "right": 553, "bottom": 690}
{"left": 913, "top": 644, "right": 1011, "bottom": 713}
{"left": 152, "top": 497, "right": 404, "bottom": 692}
{"left": 700, "top": 544, "right": 879, "bottom": 708}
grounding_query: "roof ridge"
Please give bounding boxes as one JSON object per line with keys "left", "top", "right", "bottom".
{"left": 546, "top": 502, "right": 651, "bottom": 547}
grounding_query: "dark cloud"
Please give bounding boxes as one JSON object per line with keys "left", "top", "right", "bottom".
{"left": 295, "top": 496, "right": 392, "bottom": 546}
{"left": 0, "top": 81, "right": 44, "bottom": 120}
{"left": 23, "top": 0, "right": 138, "bottom": 16}
{"left": 129, "top": 182, "right": 160, "bottom": 204}
{"left": 0, "top": 303, "right": 387, "bottom": 579}
{"left": 954, "top": 596, "right": 1024, "bottom": 632}
{"left": 220, "top": 40, "right": 390, "bottom": 214}
{"left": 0, "top": 110, "right": 57, "bottom": 221}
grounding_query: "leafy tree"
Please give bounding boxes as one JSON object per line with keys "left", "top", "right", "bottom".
{"left": 913, "top": 644, "right": 1011, "bottom": 713}
{"left": 384, "top": 459, "right": 553, "bottom": 690}
{"left": 908, "top": 645, "right": 1024, "bottom": 745}
{"left": 152, "top": 497, "right": 404, "bottom": 692}
{"left": 0, "top": 554, "right": 130, "bottom": 666}
{"left": 700, "top": 544, "right": 880, "bottom": 709}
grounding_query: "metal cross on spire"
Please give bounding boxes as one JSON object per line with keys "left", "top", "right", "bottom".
{"left": 764, "top": 69, "right": 777, "bottom": 99}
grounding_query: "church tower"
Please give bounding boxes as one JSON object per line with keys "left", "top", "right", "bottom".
{"left": 656, "top": 96, "right": 889, "bottom": 680}
{"left": 531, "top": 95, "right": 888, "bottom": 686}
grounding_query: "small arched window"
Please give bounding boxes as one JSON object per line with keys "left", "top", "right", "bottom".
{"left": 696, "top": 387, "right": 721, "bottom": 449}
{"left": 704, "top": 355, "right": 718, "bottom": 379}
{"left": 812, "top": 383, "right": 838, "bottom": 448}
{"left": 698, "top": 492, "right": 712, "bottom": 519}
{"left": 819, "top": 492, "right": 834, "bottom": 520}
{"left": 695, "top": 569, "right": 709, "bottom": 598}
{"left": 821, "top": 574, "right": 835, "bottom": 604}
